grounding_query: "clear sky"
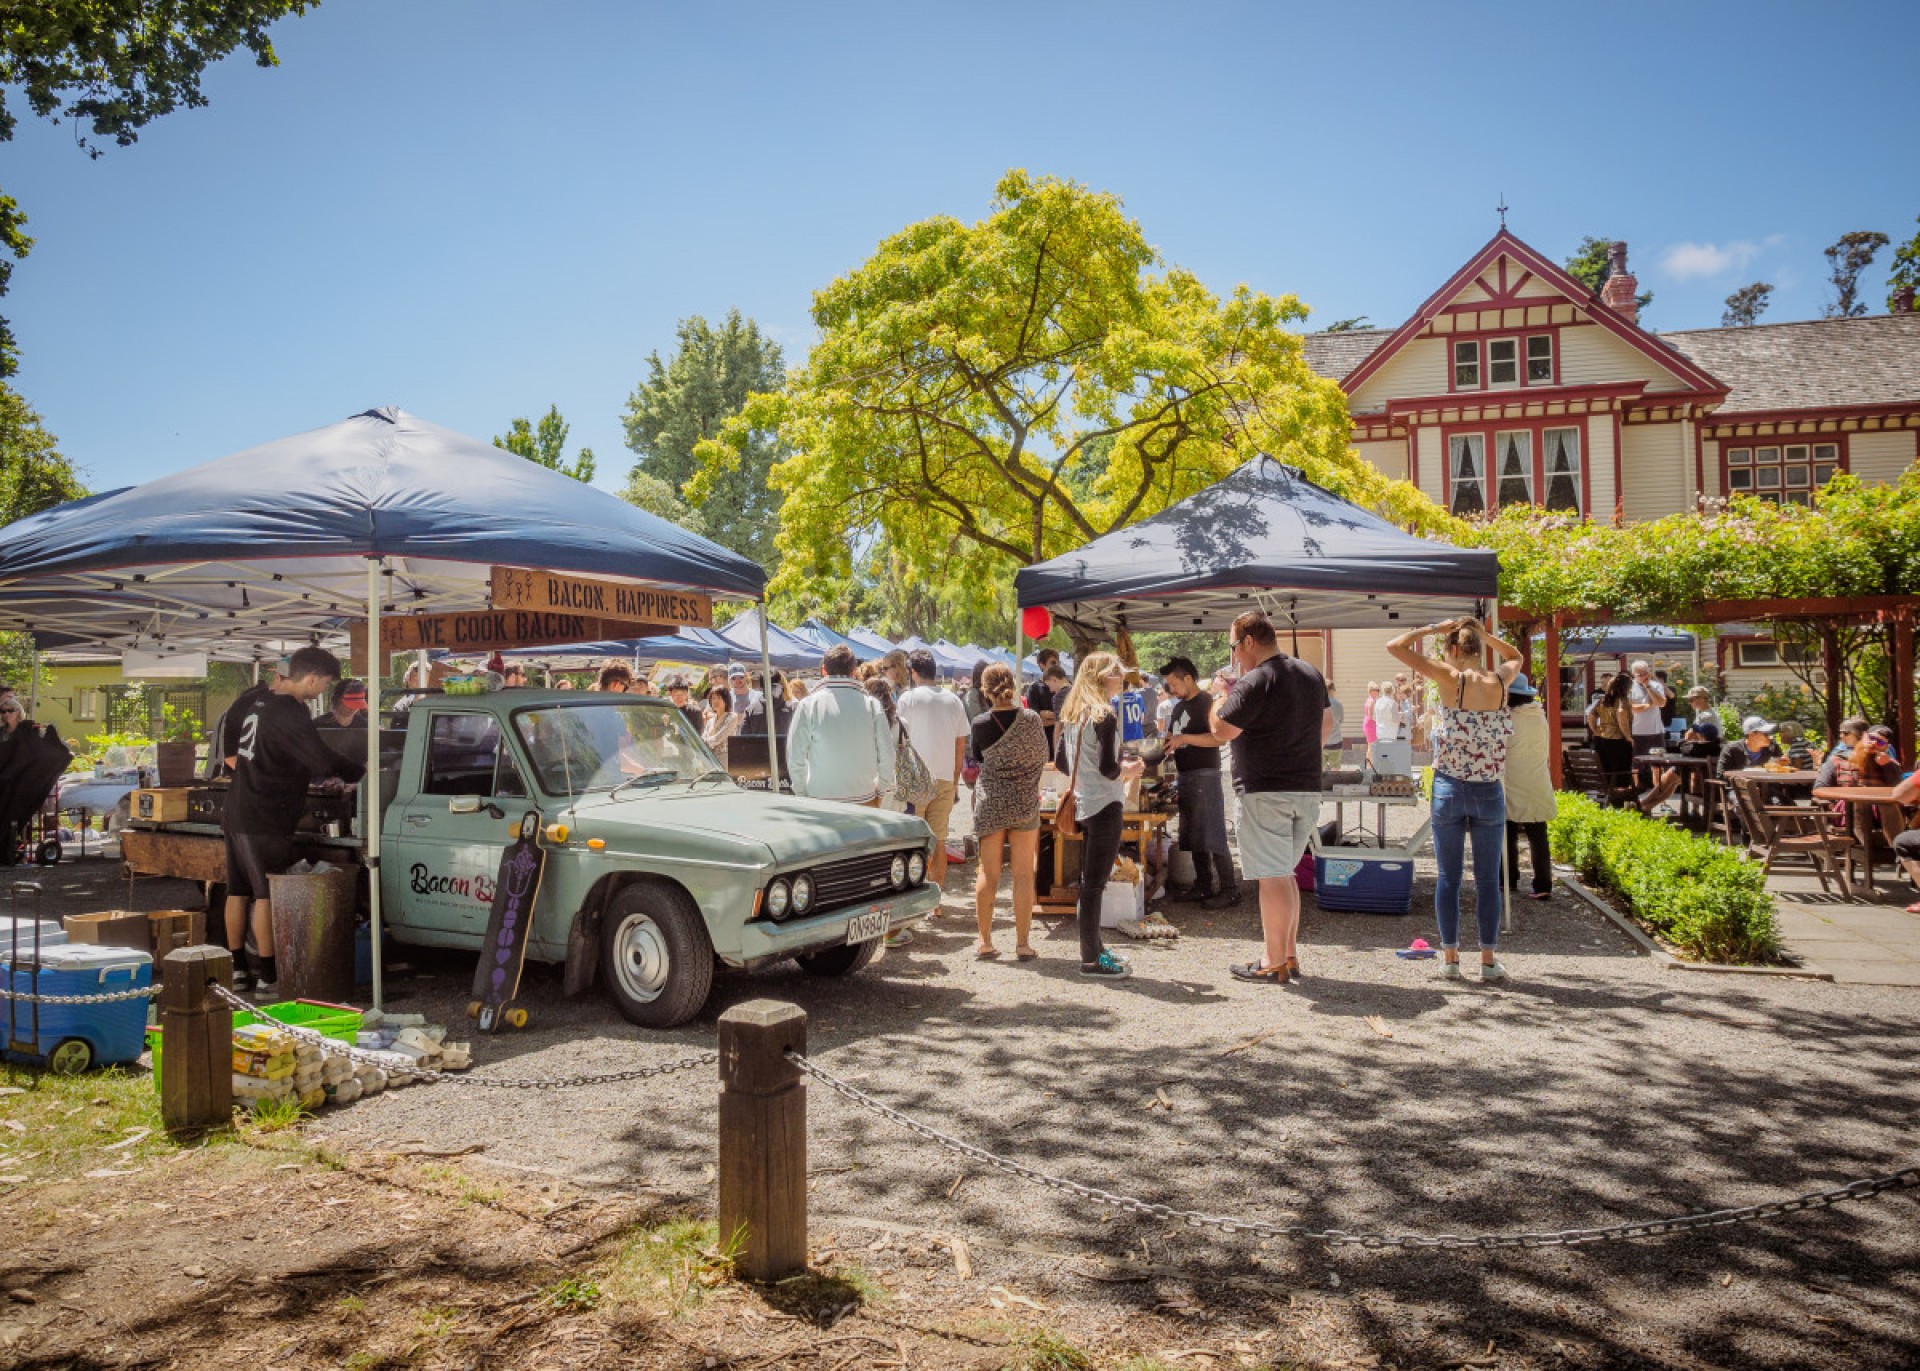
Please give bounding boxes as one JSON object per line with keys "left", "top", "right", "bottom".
{"left": 6, "top": 0, "right": 1916, "bottom": 495}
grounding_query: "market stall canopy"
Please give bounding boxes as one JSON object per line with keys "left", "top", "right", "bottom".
{"left": 717, "top": 610, "right": 821, "bottom": 672}
{"left": 1544, "top": 625, "right": 1697, "bottom": 658}
{"left": 0, "top": 407, "right": 765, "bottom": 658}
{"left": 1014, "top": 456, "right": 1500, "bottom": 635}
{"left": 795, "top": 618, "right": 885, "bottom": 662}
{"left": 846, "top": 628, "right": 898, "bottom": 656}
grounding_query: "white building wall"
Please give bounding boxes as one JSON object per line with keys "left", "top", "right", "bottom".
{"left": 1415, "top": 426, "right": 1445, "bottom": 507}
{"left": 1560, "top": 323, "right": 1690, "bottom": 392}
{"left": 1586, "top": 415, "right": 1617, "bottom": 519}
{"left": 1327, "top": 630, "right": 1410, "bottom": 745}
{"left": 1348, "top": 337, "right": 1448, "bottom": 413}
{"left": 1851, "top": 429, "right": 1918, "bottom": 484}
{"left": 1701, "top": 439, "right": 1721, "bottom": 497}
{"left": 1354, "top": 438, "right": 1407, "bottom": 482}
{"left": 1619, "top": 421, "right": 1690, "bottom": 523}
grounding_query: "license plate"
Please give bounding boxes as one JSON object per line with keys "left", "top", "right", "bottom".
{"left": 846, "top": 909, "right": 891, "bottom": 944}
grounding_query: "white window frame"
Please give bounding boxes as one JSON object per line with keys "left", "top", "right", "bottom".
{"left": 1735, "top": 640, "right": 1815, "bottom": 669}
{"left": 1526, "top": 334, "right": 1554, "bottom": 382}
{"left": 1493, "top": 429, "right": 1533, "bottom": 508}
{"left": 1487, "top": 337, "right": 1519, "bottom": 386}
{"left": 1542, "top": 425, "right": 1582, "bottom": 513}
{"left": 73, "top": 688, "right": 100, "bottom": 722}
{"left": 1453, "top": 339, "right": 1480, "bottom": 389}
{"left": 1448, "top": 433, "right": 1487, "bottom": 516}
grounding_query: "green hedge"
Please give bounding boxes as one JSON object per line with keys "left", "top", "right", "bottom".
{"left": 1548, "top": 792, "right": 1780, "bottom": 964}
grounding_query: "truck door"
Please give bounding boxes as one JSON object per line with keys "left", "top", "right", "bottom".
{"left": 384, "top": 711, "right": 533, "bottom": 939}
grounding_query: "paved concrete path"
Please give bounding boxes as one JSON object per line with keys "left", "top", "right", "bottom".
{"left": 1770, "top": 868, "right": 1920, "bottom": 986}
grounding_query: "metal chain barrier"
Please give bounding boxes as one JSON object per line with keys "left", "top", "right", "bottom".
{"left": 0, "top": 983, "right": 162, "bottom": 1006}
{"left": 210, "top": 984, "right": 716, "bottom": 1090}
{"left": 788, "top": 1049, "right": 1920, "bottom": 1251}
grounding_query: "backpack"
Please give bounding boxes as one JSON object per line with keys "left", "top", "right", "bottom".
{"left": 893, "top": 721, "right": 939, "bottom": 808}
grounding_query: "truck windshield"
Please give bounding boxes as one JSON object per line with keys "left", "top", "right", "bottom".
{"left": 512, "top": 701, "right": 721, "bottom": 796}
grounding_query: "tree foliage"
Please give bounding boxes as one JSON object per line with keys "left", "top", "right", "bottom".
{"left": 1564, "top": 234, "right": 1653, "bottom": 317}
{"left": 1822, "top": 230, "right": 1889, "bottom": 319}
{"left": 0, "top": 1, "right": 313, "bottom": 377}
{"left": 624, "top": 311, "right": 786, "bottom": 570}
{"left": 696, "top": 170, "right": 1381, "bottom": 610}
{"left": 494, "top": 405, "right": 595, "bottom": 483}
{"left": 619, "top": 468, "right": 704, "bottom": 536}
{"left": 0, "top": 384, "right": 86, "bottom": 688}
{"left": 1887, "top": 215, "right": 1920, "bottom": 313}
{"left": 1720, "top": 282, "right": 1773, "bottom": 327}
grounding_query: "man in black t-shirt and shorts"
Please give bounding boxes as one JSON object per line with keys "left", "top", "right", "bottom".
{"left": 1158, "top": 657, "right": 1239, "bottom": 908}
{"left": 222, "top": 647, "right": 366, "bottom": 994}
{"left": 1210, "top": 611, "right": 1332, "bottom": 984}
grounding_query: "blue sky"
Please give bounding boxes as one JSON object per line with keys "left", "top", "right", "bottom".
{"left": 6, "top": 0, "right": 1916, "bottom": 494}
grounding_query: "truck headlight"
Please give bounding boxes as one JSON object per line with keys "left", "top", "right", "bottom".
{"left": 766, "top": 878, "right": 791, "bottom": 920}
{"left": 790, "top": 874, "right": 814, "bottom": 915}
{"left": 907, "top": 850, "right": 926, "bottom": 885}
{"left": 889, "top": 855, "right": 908, "bottom": 889}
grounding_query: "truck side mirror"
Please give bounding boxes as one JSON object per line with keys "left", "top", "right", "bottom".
{"left": 448, "top": 795, "right": 482, "bottom": 814}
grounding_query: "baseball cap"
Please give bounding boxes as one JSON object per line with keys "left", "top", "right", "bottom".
{"left": 727, "top": 664, "right": 748, "bottom": 679}
{"left": 1740, "top": 715, "right": 1775, "bottom": 736}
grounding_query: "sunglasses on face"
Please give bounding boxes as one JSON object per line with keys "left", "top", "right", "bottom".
{"left": 0, "top": 706, "right": 20, "bottom": 716}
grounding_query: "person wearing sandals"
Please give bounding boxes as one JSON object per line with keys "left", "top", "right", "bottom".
{"left": 1387, "top": 617, "right": 1524, "bottom": 983}
{"left": 1057, "top": 652, "right": 1145, "bottom": 979}
{"left": 970, "top": 664, "right": 1047, "bottom": 960}
{"left": 1210, "top": 612, "right": 1334, "bottom": 985}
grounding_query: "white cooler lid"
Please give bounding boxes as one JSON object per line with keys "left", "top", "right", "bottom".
{"left": 0, "top": 916, "right": 66, "bottom": 947}
{"left": 4, "top": 942, "right": 151, "bottom": 972}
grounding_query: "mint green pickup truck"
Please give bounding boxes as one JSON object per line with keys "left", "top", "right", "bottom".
{"left": 379, "top": 690, "right": 937, "bottom": 1027}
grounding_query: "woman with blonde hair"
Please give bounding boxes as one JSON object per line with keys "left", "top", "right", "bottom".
{"left": 1057, "top": 651, "right": 1144, "bottom": 979}
{"left": 969, "top": 663, "right": 1048, "bottom": 959}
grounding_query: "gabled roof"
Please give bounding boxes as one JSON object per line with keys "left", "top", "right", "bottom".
{"left": 1332, "top": 229, "right": 1729, "bottom": 399}
{"left": 1300, "top": 328, "right": 1392, "bottom": 380}
{"left": 1657, "top": 313, "right": 1920, "bottom": 415}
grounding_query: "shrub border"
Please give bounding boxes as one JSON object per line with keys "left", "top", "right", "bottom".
{"left": 1555, "top": 871, "right": 1833, "bottom": 980}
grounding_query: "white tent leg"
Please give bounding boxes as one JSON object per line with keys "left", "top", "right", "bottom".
{"left": 759, "top": 607, "right": 780, "bottom": 791}
{"left": 367, "top": 557, "right": 385, "bottom": 1011}
{"left": 1013, "top": 607, "right": 1023, "bottom": 695}
{"left": 27, "top": 640, "right": 38, "bottom": 719}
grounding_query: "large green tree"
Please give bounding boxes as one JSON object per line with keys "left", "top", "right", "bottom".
{"left": 0, "top": 2, "right": 314, "bottom": 377}
{"left": 494, "top": 405, "right": 595, "bottom": 482}
{"left": 695, "top": 170, "right": 1386, "bottom": 620}
{"left": 623, "top": 311, "right": 786, "bottom": 569}
{"left": 1564, "top": 235, "right": 1653, "bottom": 318}
{"left": 1823, "top": 230, "right": 1889, "bottom": 319}
{"left": 1884, "top": 215, "right": 1919, "bottom": 313}
{"left": 1721, "top": 282, "right": 1773, "bottom": 327}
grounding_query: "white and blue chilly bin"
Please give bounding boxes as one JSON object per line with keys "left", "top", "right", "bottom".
{"left": 3, "top": 943, "right": 153, "bottom": 1072}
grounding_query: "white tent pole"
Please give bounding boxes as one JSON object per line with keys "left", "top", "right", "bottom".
{"left": 758, "top": 606, "right": 780, "bottom": 791}
{"left": 367, "top": 556, "right": 385, "bottom": 1011}
{"left": 1013, "top": 606, "right": 1023, "bottom": 695}
{"left": 27, "top": 640, "right": 38, "bottom": 720}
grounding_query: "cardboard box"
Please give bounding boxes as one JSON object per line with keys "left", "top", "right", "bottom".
{"left": 132, "top": 788, "right": 193, "bottom": 823}
{"left": 64, "top": 909, "right": 205, "bottom": 965}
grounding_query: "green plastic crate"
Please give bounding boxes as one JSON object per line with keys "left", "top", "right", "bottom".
{"left": 148, "top": 998, "right": 363, "bottom": 1092}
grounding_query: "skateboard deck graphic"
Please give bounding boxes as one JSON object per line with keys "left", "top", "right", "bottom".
{"left": 468, "top": 810, "right": 545, "bottom": 1032}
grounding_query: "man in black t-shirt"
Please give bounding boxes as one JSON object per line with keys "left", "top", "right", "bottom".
{"left": 222, "top": 647, "right": 366, "bottom": 994}
{"left": 1158, "top": 658, "right": 1239, "bottom": 907}
{"left": 1024, "top": 649, "right": 1062, "bottom": 754}
{"left": 1211, "top": 612, "right": 1332, "bottom": 985}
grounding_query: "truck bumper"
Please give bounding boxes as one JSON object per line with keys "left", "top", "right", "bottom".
{"left": 729, "top": 882, "right": 941, "bottom": 969}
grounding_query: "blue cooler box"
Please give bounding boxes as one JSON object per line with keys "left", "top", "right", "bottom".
{"left": 1313, "top": 846, "right": 1417, "bottom": 915}
{"left": 3, "top": 943, "right": 153, "bottom": 1071}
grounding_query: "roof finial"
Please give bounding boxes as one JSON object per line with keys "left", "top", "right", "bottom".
{"left": 1496, "top": 193, "right": 1509, "bottom": 230}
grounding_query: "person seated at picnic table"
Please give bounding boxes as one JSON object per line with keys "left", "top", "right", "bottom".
{"left": 1867, "top": 724, "right": 1902, "bottom": 768}
{"left": 1878, "top": 769, "right": 1920, "bottom": 913}
{"left": 1816, "top": 717, "right": 1902, "bottom": 789}
{"left": 1774, "top": 719, "right": 1816, "bottom": 770}
{"left": 1685, "top": 686, "right": 1720, "bottom": 736}
{"left": 1639, "top": 718, "right": 1721, "bottom": 815}
{"left": 1585, "top": 672, "right": 1636, "bottom": 793}
{"left": 1719, "top": 716, "right": 1781, "bottom": 776}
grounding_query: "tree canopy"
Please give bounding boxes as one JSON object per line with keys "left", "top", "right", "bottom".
{"left": 1823, "top": 230, "right": 1890, "bottom": 319}
{"left": 493, "top": 405, "right": 595, "bottom": 483}
{"left": 624, "top": 311, "right": 786, "bottom": 570}
{"left": 694, "top": 170, "right": 1376, "bottom": 609}
{"left": 0, "top": 384, "right": 86, "bottom": 686}
{"left": 0, "top": 1, "right": 314, "bottom": 377}
{"left": 1721, "top": 282, "right": 1773, "bottom": 327}
{"left": 1887, "top": 216, "right": 1920, "bottom": 313}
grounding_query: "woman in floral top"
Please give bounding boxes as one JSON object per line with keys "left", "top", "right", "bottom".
{"left": 1387, "top": 617, "right": 1525, "bottom": 983}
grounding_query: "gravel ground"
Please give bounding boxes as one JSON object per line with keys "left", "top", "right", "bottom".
{"left": 26, "top": 797, "right": 1920, "bottom": 1370}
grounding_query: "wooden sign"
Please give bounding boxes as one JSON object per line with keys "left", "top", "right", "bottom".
{"left": 490, "top": 566, "right": 713, "bottom": 629}
{"left": 349, "top": 609, "right": 672, "bottom": 671}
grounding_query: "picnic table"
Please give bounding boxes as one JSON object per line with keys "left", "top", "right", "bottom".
{"left": 1812, "top": 785, "right": 1913, "bottom": 893}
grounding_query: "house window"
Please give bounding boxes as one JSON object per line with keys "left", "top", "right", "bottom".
{"left": 73, "top": 688, "right": 100, "bottom": 722}
{"left": 1453, "top": 340, "right": 1480, "bottom": 389}
{"left": 1734, "top": 640, "right": 1815, "bottom": 669}
{"left": 1527, "top": 334, "right": 1554, "bottom": 382}
{"left": 1725, "top": 441, "right": 1841, "bottom": 504}
{"left": 1494, "top": 431, "right": 1533, "bottom": 507}
{"left": 1543, "top": 426, "right": 1582, "bottom": 512}
{"left": 1488, "top": 338, "right": 1519, "bottom": 385}
{"left": 1449, "top": 434, "right": 1487, "bottom": 516}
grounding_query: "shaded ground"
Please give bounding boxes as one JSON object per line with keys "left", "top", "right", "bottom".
{"left": 5, "top": 826, "right": 1919, "bottom": 1369}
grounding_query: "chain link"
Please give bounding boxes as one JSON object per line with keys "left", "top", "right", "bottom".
{"left": 788, "top": 1050, "right": 1920, "bottom": 1251}
{"left": 209, "top": 984, "right": 716, "bottom": 1090}
{"left": 0, "top": 983, "right": 162, "bottom": 1006}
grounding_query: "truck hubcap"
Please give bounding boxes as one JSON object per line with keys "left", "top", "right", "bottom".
{"left": 611, "top": 912, "right": 669, "bottom": 1003}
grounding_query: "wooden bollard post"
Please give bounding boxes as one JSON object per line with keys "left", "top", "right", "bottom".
{"left": 717, "top": 999, "right": 808, "bottom": 1282}
{"left": 160, "top": 945, "right": 235, "bottom": 1134}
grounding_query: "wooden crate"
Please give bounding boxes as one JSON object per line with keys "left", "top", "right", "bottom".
{"left": 132, "top": 788, "right": 193, "bottom": 823}
{"left": 64, "top": 909, "right": 205, "bottom": 967}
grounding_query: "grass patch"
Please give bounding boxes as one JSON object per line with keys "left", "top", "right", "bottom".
{"left": 542, "top": 1276, "right": 603, "bottom": 1311}
{"left": 416, "top": 1161, "right": 505, "bottom": 1209}
{"left": 1006, "top": 1330, "right": 1096, "bottom": 1371}
{"left": 602, "top": 1215, "right": 742, "bottom": 1314}
{"left": 0, "top": 1063, "right": 199, "bottom": 1183}
{"left": 1551, "top": 791, "right": 1780, "bottom": 963}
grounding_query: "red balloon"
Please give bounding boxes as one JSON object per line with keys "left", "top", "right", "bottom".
{"left": 1020, "top": 606, "right": 1053, "bottom": 640}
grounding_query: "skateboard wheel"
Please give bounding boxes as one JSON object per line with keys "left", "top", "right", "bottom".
{"left": 506, "top": 1008, "right": 528, "bottom": 1029}
{"left": 466, "top": 1000, "right": 481, "bottom": 1019}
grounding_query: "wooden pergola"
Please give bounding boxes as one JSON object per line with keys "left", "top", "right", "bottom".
{"left": 1505, "top": 595, "right": 1919, "bottom": 785}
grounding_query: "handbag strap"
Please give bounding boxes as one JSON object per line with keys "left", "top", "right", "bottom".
{"left": 1066, "top": 717, "right": 1084, "bottom": 793}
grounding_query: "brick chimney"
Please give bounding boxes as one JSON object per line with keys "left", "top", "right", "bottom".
{"left": 1897, "top": 285, "right": 1918, "bottom": 314}
{"left": 1599, "top": 240, "right": 1640, "bottom": 324}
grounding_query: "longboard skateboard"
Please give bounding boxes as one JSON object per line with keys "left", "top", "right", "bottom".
{"left": 468, "top": 809, "right": 545, "bottom": 1033}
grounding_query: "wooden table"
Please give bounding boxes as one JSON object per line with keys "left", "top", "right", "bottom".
{"left": 1813, "top": 786, "right": 1912, "bottom": 893}
{"left": 1636, "top": 754, "right": 1717, "bottom": 824}
{"left": 120, "top": 824, "right": 364, "bottom": 912}
{"left": 1036, "top": 809, "right": 1173, "bottom": 911}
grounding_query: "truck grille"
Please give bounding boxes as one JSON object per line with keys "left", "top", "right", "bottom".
{"left": 809, "top": 850, "right": 914, "bottom": 912}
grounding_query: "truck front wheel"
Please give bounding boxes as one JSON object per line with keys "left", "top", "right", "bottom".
{"left": 599, "top": 883, "right": 714, "bottom": 1029}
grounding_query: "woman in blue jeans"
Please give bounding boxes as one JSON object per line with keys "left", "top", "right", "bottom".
{"left": 1055, "top": 652, "right": 1145, "bottom": 979}
{"left": 1387, "top": 617, "right": 1524, "bottom": 982}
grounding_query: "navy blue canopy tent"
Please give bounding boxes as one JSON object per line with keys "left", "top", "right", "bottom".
{"left": 0, "top": 407, "right": 773, "bottom": 1007}
{"left": 718, "top": 610, "right": 823, "bottom": 672}
{"left": 795, "top": 618, "right": 885, "bottom": 662}
{"left": 1547, "top": 625, "right": 1696, "bottom": 658}
{"left": 1015, "top": 456, "right": 1500, "bottom": 635}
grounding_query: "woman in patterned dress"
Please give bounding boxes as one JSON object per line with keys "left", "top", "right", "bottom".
{"left": 969, "top": 663, "right": 1048, "bottom": 960}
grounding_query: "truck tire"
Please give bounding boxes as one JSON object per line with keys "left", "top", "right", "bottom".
{"left": 797, "top": 938, "right": 880, "bottom": 978}
{"left": 599, "top": 882, "right": 714, "bottom": 1029}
